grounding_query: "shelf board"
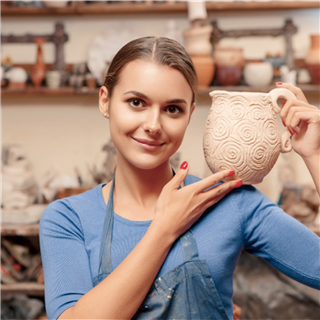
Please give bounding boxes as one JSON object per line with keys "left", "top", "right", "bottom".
{"left": 1, "top": 223, "right": 39, "bottom": 236}
{"left": 1, "top": 282, "right": 44, "bottom": 296}
{"left": 1, "top": 1, "right": 319, "bottom": 16}
{"left": 1, "top": 84, "right": 319, "bottom": 98}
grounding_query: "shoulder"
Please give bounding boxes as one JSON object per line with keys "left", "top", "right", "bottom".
{"left": 40, "top": 184, "right": 106, "bottom": 238}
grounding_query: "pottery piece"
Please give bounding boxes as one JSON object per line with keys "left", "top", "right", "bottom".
{"left": 6, "top": 67, "right": 28, "bottom": 89}
{"left": 213, "top": 46, "right": 245, "bottom": 68}
{"left": 183, "top": 25, "right": 213, "bottom": 56}
{"left": 203, "top": 88, "right": 296, "bottom": 184}
{"left": 46, "top": 71, "right": 61, "bottom": 89}
{"left": 305, "top": 34, "right": 320, "bottom": 84}
{"left": 31, "top": 37, "right": 46, "bottom": 88}
{"left": 244, "top": 62, "right": 273, "bottom": 87}
{"left": 216, "top": 66, "right": 242, "bottom": 86}
{"left": 190, "top": 55, "right": 215, "bottom": 88}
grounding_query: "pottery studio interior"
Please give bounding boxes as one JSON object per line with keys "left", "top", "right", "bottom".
{"left": 1, "top": 1, "right": 320, "bottom": 319}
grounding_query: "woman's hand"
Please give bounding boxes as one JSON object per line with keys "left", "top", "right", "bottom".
{"left": 152, "top": 162, "right": 241, "bottom": 241}
{"left": 276, "top": 82, "right": 320, "bottom": 194}
{"left": 276, "top": 82, "right": 320, "bottom": 160}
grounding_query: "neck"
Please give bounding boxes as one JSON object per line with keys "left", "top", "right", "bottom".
{"left": 113, "top": 157, "right": 174, "bottom": 212}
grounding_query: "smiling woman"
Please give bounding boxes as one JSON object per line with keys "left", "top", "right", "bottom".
{"left": 39, "top": 36, "right": 320, "bottom": 320}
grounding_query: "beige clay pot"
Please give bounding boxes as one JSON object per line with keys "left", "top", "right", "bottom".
{"left": 183, "top": 25, "right": 213, "bottom": 56}
{"left": 203, "top": 88, "right": 296, "bottom": 184}
{"left": 213, "top": 46, "right": 245, "bottom": 68}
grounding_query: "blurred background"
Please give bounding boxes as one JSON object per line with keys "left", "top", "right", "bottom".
{"left": 1, "top": 1, "right": 320, "bottom": 319}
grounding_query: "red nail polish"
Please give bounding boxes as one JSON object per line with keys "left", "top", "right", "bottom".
{"left": 293, "top": 129, "right": 298, "bottom": 135}
{"left": 282, "top": 120, "right": 286, "bottom": 127}
{"left": 281, "top": 101, "right": 286, "bottom": 106}
{"left": 180, "top": 161, "right": 188, "bottom": 170}
{"left": 288, "top": 129, "right": 294, "bottom": 135}
{"left": 228, "top": 170, "right": 235, "bottom": 177}
{"left": 276, "top": 82, "right": 283, "bottom": 85}
{"left": 235, "top": 181, "right": 242, "bottom": 188}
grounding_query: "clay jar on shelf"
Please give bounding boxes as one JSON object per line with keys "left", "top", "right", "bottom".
{"left": 213, "top": 45, "right": 245, "bottom": 86}
{"left": 305, "top": 34, "right": 320, "bottom": 84}
{"left": 183, "top": 24, "right": 215, "bottom": 88}
{"left": 244, "top": 61, "right": 274, "bottom": 87}
{"left": 31, "top": 37, "right": 46, "bottom": 88}
{"left": 203, "top": 88, "right": 296, "bottom": 184}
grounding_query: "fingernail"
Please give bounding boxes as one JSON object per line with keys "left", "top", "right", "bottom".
{"left": 180, "top": 161, "right": 188, "bottom": 170}
{"left": 281, "top": 101, "right": 286, "bottom": 106}
{"left": 235, "top": 181, "right": 242, "bottom": 188}
{"left": 228, "top": 170, "right": 235, "bottom": 177}
{"left": 288, "top": 129, "right": 294, "bottom": 135}
{"left": 282, "top": 120, "right": 286, "bottom": 127}
{"left": 276, "top": 82, "right": 282, "bottom": 85}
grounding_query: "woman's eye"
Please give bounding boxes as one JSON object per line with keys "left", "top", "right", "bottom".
{"left": 128, "top": 99, "right": 143, "bottom": 108}
{"left": 166, "top": 105, "right": 182, "bottom": 115}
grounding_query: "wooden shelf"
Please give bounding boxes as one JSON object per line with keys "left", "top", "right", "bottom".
{"left": 1, "top": 84, "right": 319, "bottom": 98}
{"left": 1, "top": 1, "right": 319, "bottom": 16}
{"left": 1, "top": 223, "right": 39, "bottom": 236}
{"left": 1, "top": 282, "right": 44, "bottom": 296}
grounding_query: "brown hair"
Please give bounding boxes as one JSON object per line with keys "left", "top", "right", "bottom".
{"left": 104, "top": 36, "right": 198, "bottom": 105}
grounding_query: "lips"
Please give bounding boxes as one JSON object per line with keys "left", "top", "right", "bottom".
{"left": 132, "top": 137, "right": 165, "bottom": 146}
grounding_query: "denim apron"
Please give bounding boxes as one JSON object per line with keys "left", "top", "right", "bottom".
{"left": 93, "top": 177, "right": 229, "bottom": 319}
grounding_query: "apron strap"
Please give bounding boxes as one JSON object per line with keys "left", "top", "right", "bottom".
{"left": 180, "top": 229, "right": 200, "bottom": 262}
{"left": 97, "top": 177, "right": 115, "bottom": 275}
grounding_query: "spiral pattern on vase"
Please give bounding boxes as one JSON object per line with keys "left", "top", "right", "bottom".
{"left": 263, "top": 117, "right": 280, "bottom": 145}
{"left": 212, "top": 117, "right": 231, "bottom": 141}
{"left": 212, "top": 94, "right": 229, "bottom": 115}
{"left": 227, "top": 96, "right": 248, "bottom": 120}
{"left": 215, "top": 140, "right": 247, "bottom": 173}
{"left": 251, "top": 104, "right": 270, "bottom": 121}
{"left": 235, "top": 120, "right": 259, "bottom": 144}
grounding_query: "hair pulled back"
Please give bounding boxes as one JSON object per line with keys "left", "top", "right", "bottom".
{"left": 104, "top": 36, "right": 198, "bottom": 105}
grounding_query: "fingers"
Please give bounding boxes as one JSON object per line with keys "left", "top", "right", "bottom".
{"left": 275, "top": 82, "right": 308, "bottom": 103}
{"left": 194, "top": 169, "right": 236, "bottom": 193}
{"left": 280, "top": 100, "right": 319, "bottom": 135}
{"left": 201, "top": 179, "right": 242, "bottom": 205}
{"left": 169, "top": 161, "right": 189, "bottom": 190}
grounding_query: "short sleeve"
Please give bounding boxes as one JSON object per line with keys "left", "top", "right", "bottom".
{"left": 39, "top": 199, "right": 94, "bottom": 319}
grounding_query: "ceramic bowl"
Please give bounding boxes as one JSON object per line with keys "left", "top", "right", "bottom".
{"left": 244, "top": 62, "right": 273, "bottom": 87}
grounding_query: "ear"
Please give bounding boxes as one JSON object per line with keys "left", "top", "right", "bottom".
{"left": 99, "top": 86, "right": 110, "bottom": 118}
{"left": 188, "top": 103, "right": 196, "bottom": 124}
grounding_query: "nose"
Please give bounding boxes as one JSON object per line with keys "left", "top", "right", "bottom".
{"left": 143, "top": 108, "right": 162, "bottom": 135}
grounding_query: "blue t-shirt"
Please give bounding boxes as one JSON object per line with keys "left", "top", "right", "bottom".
{"left": 39, "top": 174, "right": 320, "bottom": 319}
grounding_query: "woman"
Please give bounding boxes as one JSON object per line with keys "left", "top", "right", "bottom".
{"left": 40, "top": 36, "right": 320, "bottom": 320}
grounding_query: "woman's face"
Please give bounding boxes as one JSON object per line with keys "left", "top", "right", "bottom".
{"left": 100, "top": 59, "right": 195, "bottom": 170}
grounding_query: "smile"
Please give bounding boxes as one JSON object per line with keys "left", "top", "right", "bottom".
{"left": 132, "top": 137, "right": 165, "bottom": 150}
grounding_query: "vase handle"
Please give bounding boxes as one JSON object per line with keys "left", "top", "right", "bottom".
{"left": 269, "top": 88, "right": 296, "bottom": 153}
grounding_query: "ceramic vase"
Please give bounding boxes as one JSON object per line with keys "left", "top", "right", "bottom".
{"left": 305, "top": 34, "right": 320, "bottom": 84}
{"left": 203, "top": 88, "right": 296, "bottom": 184}
{"left": 183, "top": 24, "right": 215, "bottom": 87}
{"left": 213, "top": 46, "right": 245, "bottom": 86}
{"left": 244, "top": 62, "right": 274, "bottom": 87}
{"left": 31, "top": 37, "right": 46, "bottom": 88}
{"left": 190, "top": 55, "right": 215, "bottom": 88}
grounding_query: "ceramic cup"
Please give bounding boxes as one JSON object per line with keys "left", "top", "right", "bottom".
{"left": 203, "top": 88, "right": 296, "bottom": 184}
{"left": 46, "top": 71, "right": 61, "bottom": 89}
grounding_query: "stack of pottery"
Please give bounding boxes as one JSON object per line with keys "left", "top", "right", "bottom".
{"left": 183, "top": 1, "right": 215, "bottom": 88}
{"left": 213, "top": 46, "right": 245, "bottom": 86}
{"left": 183, "top": 25, "right": 215, "bottom": 87}
{"left": 305, "top": 34, "right": 320, "bottom": 84}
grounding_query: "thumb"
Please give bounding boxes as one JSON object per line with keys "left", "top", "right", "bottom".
{"left": 171, "top": 161, "right": 189, "bottom": 190}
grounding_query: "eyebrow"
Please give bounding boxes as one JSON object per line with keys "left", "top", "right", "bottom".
{"left": 124, "top": 90, "right": 188, "bottom": 106}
